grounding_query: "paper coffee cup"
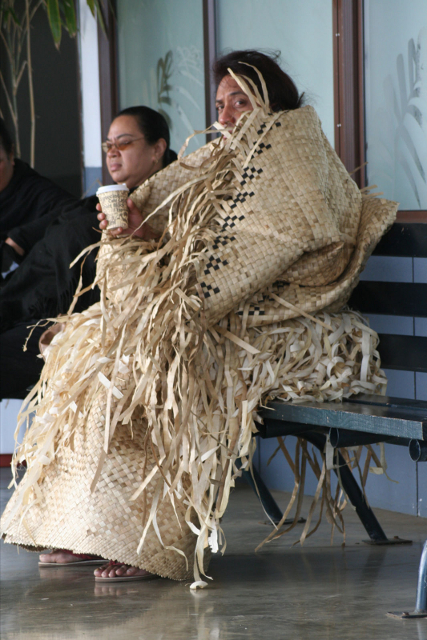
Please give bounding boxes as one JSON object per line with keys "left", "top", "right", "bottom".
{"left": 96, "top": 184, "right": 129, "bottom": 230}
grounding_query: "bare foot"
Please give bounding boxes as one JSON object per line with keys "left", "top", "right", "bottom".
{"left": 94, "top": 562, "right": 152, "bottom": 580}
{"left": 39, "top": 549, "right": 102, "bottom": 564}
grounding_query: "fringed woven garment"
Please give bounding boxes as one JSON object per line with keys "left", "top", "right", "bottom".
{"left": 1, "top": 85, "right": 398, "bottom": 587}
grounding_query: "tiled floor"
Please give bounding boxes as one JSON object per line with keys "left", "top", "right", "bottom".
{"left": 1, "top": 468, "right": 426, "bottom": 639}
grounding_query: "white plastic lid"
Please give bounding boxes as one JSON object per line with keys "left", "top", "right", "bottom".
{"left": 96, "top": 184, "right": 128, "bottom": 195}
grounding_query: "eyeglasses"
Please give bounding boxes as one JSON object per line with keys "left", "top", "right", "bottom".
{"left": 101, "top": 136, "right": 145, "bottom": 153}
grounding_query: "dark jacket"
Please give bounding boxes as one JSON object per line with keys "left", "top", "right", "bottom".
{"left": 0, "top": 197, "right": 101, "bottom": 333}
{"left": 1, "top": 158, "right": 76, "bottom": 246}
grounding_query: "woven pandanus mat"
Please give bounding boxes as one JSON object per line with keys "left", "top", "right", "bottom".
{"left": 235, "top": 194, "right": 396, "bottom": 326}
{"left": 130, "top": 143, "right": 215, "bottom": 236}
{"left": 0, "top": 307, "right": 386, "bottom": 582}
{"left": 2, "top": 374, "right": 201, "bottom": 581}
{"left": 124, "top": 104, "right": 396, "bottom": 328}
{"left": 1, "top": 79, "right": 397, "bottom": 588}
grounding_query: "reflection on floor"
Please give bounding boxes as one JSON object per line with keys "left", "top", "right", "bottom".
{"left": 1, "top": 467, "right": 426, "bottom": 640}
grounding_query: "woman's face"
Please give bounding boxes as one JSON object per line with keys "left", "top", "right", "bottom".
{"left": 105, "top": 115, "right": 164, "bottom": 189}
{"left": 215, "top": 76, "right": 254, "bottom": 131}
{"left": 0, "top": 145, "right": 14, "bottom": 192}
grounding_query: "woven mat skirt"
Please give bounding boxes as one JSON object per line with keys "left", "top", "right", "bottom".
{"left": 2, "top": 390, "right": 202, "bottom": 581}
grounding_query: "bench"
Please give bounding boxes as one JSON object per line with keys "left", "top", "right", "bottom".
{"left": 243, "top": 221, "right": 427, "bottom": 619}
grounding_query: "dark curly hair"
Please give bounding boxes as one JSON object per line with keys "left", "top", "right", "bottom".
{"left": 213, "top": 50, "right": 303, "bottom": 112}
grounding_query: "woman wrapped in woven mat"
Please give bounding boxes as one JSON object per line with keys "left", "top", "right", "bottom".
{"left": 1, "top": 50, "right": 398, "bottom": 588}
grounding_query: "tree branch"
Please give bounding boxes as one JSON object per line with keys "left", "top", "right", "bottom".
{"left": 0, "top": 70, "right": 18, "bottom": 129}
{"left": 30, "top": 0, "right": 44, "bottom": 24}
{"left": 15, "top": 59, "right": 28, "bottom": 88}
{"left": 26, "top": 0, "right": 36, "bottom": 167}
{"left": 0, "top": 28, "right": 15, "bottom": 68}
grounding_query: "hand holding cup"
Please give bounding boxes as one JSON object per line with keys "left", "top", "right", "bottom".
{"left": 97, "top": 189, "right": 160, "bottom": 241}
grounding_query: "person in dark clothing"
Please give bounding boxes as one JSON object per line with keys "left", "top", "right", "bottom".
{"left": 0, "top": 106, "right": 177, "bottom": 401}
{"left": 0, "top": 203, "right": 100, "bottom": 400}
{"left": 0, "top": 200, "right": 101, "bottom": 393}
{"left": 0, "top": 118, "right": 76, "bottom": 279}
{"left": 0, "top": 198, "right": 100, "bottom": 335}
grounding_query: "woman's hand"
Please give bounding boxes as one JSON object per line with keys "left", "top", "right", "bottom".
{"left": 5, "top": 237, "right": 25, "bottom": 257}
{"left": 97, "top": 198, "right": 160, "bottom": 241}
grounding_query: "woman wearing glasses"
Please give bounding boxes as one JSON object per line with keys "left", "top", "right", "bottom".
{"left": 103, "top": 106, "right": 176, "bottom": 191}
{"left": 0, "top": 106, "right": 176, "bottom": 400}
{"left": 1, "top": 51, "right": 397, "bottom": 588}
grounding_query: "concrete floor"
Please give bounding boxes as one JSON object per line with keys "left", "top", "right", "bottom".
{"left": 1, "top": 467, "right": 426, "bottom": 640}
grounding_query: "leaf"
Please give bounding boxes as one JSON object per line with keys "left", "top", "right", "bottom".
{"left": 408, "top": 96, "right": 427, "bottom": 121}
{"left": 164, "top": 50, "right": 173, "bottom": 76}
{"left": 173, "top": 85, "right": 200, "bottom": 110}
{"left": 179, "top": 69, "right": 203, "bottom": 86}
{"left": 407, "top": 38, "right": 416, "bottom": 94}
{"left": 61, "top": 0, "right": 77, "bottom": 36}
{"left": 157, "top": 59, "right": 165, "bottom": 85}
{"left": 399, "top": 120, "right": 425, "bottom": 182}
{"left": 158, "top": 108, "right": 172, "bottom": 129}
{"left": 164, "top": 50, "right": 173, "bottom": 65}
{"left": 173, "top": 100, "right": 195, "bottom": 135}
{"left": 396, "top": 54, "right": 408, "bottom": 121}
{"left": 402, "top": 113, "right": 427, "bottom": 182}
{"left": 1, "top": 5, "right": 22, "bottom": 28}
{"left": 92, "top": 0, "right": 107, "bottom": 35}
{"left": 86, "top": 0, "right": 96, "bottom": 15}
{"left": 384, "top": 75, "right": 401, "bottom": 123}
{"left": 157, "top": 52, "right": 173, "bottom": 103}
{"left": 46, "top": 0, "right": 62, "bottom": 48}
{"left": 398, "top": 149, "right": 421, "bottom": 207}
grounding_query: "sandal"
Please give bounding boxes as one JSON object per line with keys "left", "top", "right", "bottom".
{"left": 94, "top": 561, "right": 158, "bottom": 582}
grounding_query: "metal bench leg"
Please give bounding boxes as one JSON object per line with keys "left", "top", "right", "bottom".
{"left": 302, "top": 432, "right": 391, "bottom": 543}
{"left": 415, "top": 540, "right": 427, "bottom": 615}
{"left": 387, "top": 539, "right": 427, "bottom": 619}
{"left": 238, "top": 433, "right": 388, "bottom": 537}
{"left": 236, "top": 458, "right": 284, "bottom": 524}
{"left": 239, "top": 433, "right": 407, "bottom": 543}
